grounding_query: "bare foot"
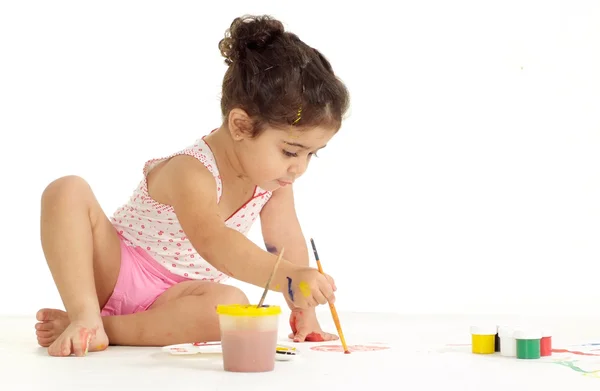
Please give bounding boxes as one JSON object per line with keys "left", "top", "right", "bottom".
{"left": 35, "top": 308, "right": 109, "bottom": 356}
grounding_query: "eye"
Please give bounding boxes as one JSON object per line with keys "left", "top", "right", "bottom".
{"left": 282, "top": 150, "right": 298, "bottom": 157}
{"left": 309, "top": 151, "right": 319, "bottom": 158}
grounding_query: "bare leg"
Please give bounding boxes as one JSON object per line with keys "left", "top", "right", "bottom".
{"left": 38, "top": 175, "right": 121, "bottom": 356}
{"left": 36, "top": 281, "right": 249, "bottom": 346}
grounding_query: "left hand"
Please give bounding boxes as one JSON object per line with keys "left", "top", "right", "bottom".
{"left": 289, "top": 308, "right": 339, "bottom": 342}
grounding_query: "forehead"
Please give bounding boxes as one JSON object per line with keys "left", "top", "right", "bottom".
{"left": 269, "top": 125, "right": 336, "bottom": 147}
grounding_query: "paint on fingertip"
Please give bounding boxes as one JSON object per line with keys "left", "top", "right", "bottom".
{"left": 286, "top": 277, "right": 295, "bottom": 301}
{"left": 298, "top": 281, "right": 311, "bottom": 298}
{"left": 305, "top": 332, "right": 325, "bottom": 342}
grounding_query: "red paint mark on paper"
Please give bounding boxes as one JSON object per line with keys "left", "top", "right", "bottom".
{"left": 311, "top": 345, "right": 390, "bottom": 352}
{"left": 552, "top": 349, "right": 600, "bottom": 357}
{"left": 192, "top": 342, "right": 221, "bottom": 346}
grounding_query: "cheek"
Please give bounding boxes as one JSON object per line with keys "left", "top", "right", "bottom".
{"left": 244, "top": 151, "right": 283, "bottom": 177}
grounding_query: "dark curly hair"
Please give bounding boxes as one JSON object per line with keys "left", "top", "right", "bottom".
{"left": 218, "top": 15, "right": 350, "bottom": 136}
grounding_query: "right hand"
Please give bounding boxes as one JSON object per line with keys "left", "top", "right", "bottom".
{"left": 285, "top": 266, "right": 336, "bottom": 309}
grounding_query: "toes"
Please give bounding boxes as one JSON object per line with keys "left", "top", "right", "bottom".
{"left": 36, "top": 330, "right": 53, "bottom": 338}
{"left": 37, "top": 337, "right": 54, "bottom": 347}
{"left": 36, "top": 308, "right": 52, "bottom": 321}
{"left": 48, "top": 338, "right": 71, "bottom": 357}
{"left": 73, "top": 334, "right": 91, "bottom": 357}
{"left": 36, "top": 308, "right": 67, "bottom": 322}
{"left": 35, "top": 322, "right": 54, "bottom": 331}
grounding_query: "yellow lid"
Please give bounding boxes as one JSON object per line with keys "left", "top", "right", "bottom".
{"left": 216, "top": 304, "right": 282, "bottom": 317}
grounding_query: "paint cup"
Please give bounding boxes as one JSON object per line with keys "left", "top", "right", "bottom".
{"left": 515, "top": 330, "right": 542, "bottom": 359}
{"left": 470, "top": 326, "right": 497, "bottom": 354}
{"left": 540, "top": 330, "right": 552, "bottom": 357}
{"left": 216, "top": 304, "right": 281, "bottom": 372}
{"left": 498, "top": 326, "right": 517, "bottom": 357}
{"left": 494, "top": 325, "right": 500, "bottom": 352}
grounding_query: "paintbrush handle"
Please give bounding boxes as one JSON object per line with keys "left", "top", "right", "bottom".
{"left": 328, "top": 302, "right": 349, "bottom": 352}
{"left": 315, "top": 259, "right": 325, "bottom": 274}
{"left": 316, "top": 260, "right": 349, "bottom": 352}
{"left": 257, "top": 248, "right": 285, "bottom": 308}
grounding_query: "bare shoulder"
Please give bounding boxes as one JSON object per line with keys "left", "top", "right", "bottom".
{"left": 147, "top": 154, "right": 225, "bottom": 237}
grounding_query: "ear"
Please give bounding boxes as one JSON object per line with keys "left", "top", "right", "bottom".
{"left": 227, "top": 108, "right": 254, "bottom": 140}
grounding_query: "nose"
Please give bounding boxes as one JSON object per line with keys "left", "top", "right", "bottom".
{"left": 288, "top": 158, "right": 308, "bottom": 177}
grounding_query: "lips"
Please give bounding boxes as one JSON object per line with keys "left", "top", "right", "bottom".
{"left": 277, "top": 180, "right": 293, "bottom": 187}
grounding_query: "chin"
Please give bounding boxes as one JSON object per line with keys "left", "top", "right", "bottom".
{"left": 257, "top": 180, "right": 283, "bottom": 192}
{"left": 261, "top": 183, "right": 280, "bottom": 192}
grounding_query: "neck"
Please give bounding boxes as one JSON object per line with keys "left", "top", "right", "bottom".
{"left": 206, "top": 125, "right": 249, "bottom": 183}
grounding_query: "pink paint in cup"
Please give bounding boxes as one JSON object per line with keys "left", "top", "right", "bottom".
{"left": 216, "top": 304, "right": 282, "bottom": 372}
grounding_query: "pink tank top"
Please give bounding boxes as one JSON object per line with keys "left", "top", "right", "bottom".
{"left": 110, "top": 136, "right": 272, "bottom": 281}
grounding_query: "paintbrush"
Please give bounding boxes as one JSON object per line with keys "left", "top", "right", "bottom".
{"left": 257, "top": 247, "right": 285, "bottom": 308}
{"left": 310, "top": 238, "right": 350, "bottom": 354}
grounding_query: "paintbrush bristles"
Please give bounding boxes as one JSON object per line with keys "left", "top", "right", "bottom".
{"left": 257, "top": 247, "right": 285, "bottom": 308}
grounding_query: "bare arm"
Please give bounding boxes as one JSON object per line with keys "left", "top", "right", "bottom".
{"left": 260, "top": 184, "right": 311, "bottom": 308}
{"left": 150, "top": 155, "right": 298, "bottom": 292}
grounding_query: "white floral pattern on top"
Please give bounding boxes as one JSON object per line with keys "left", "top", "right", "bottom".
{"left": 110, "top": 136, "right": 272, "bottom": 281}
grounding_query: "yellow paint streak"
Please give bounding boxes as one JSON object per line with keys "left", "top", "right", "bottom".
{"left": 298, "top": 281, "right": 311, "bottom": 298}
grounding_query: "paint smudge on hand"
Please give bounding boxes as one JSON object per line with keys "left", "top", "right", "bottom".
{"left": 298, "top": 281, "right": 311, "bottom": 298}
{"left": 286, "top": 277, "right": 295, "bottom": 301}
{"left": 274, "top": 283, "right": 281, "bottom": 291}
{"left": 289, "top": 310, "right": 326, "bottom": 342}
{"left": 305, "top": 332, "right": 325, "bottom": 342}
{"left": 289, "top": 310, "right": 300, "bottom": 334}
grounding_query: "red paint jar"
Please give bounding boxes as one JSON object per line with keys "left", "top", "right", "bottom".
{"left": 540, "top": 330, "right": 552, "bottom": 356}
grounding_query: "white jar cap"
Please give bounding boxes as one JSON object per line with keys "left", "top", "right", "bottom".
{"left": 514, "top": 330, "right": 542, "bottom": 340}
{"left": 541, "top": 330, "right": 551, "bottom": 337}
{"left": 498, "top": 326, "right": 515, "bottom": 338}
{"left": 470, "top": 325, "right": 497, "bottom": 335}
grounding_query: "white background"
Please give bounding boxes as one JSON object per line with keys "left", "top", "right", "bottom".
{"left": 1, "top": 0, "right": 598, "bottom": 317}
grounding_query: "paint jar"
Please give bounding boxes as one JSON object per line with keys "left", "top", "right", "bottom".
{"left": 540, "top": 330, "right": 552, "bottom": 357}
{"left": 515, "top": 330, "right": 542, "bottom": 359}
{"left": 498, "top": 326, "right": 517, "bottom": 357}
{"left": 494, "top": 325, "right": 501, "bottom": 352}
{"left": 470, "top": 326, "right": 497, "bottom": 354}
{"left": 216, "top": 304, "right": 281, "bottom": 372}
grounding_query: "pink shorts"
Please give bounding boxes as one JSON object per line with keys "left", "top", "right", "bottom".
{"left": 101, "top": 234, "right": 190, "bottom": 316}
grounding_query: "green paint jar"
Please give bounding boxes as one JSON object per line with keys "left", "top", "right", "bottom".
{"left": 514, "top": 330, "right": 542, "bottom": 359}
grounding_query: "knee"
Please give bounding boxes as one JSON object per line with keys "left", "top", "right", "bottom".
{"left": 219, "top": 286, "right": 250, "bottom": 306}
{"left": 41, "top": 175, "right": 90, "bottom": 203}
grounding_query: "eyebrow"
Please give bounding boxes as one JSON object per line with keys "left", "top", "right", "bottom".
{"left": 284, "top": 141, "right": 327, "bottom": 150}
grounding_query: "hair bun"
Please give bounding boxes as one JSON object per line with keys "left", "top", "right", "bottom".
{"left": 219, "top": 15, "right": 285, "bottom": 65}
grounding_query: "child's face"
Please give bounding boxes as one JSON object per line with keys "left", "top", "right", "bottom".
{"left": 237, "top": 125, "right": 337, "bottom": 191}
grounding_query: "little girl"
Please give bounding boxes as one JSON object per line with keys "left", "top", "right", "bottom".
{"left": 34, "top": 14, "right": 350, "bottom": 357}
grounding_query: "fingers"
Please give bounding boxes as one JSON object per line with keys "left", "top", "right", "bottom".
{"left": 319, "top": 277, "right": 336, "bottom": 304}
{"left": 293, "top": 331, "right": 308, "bottom": 343}
{"left": 324, "top": 274, "right": 337, "bottom": 292}
{"left": 322, "top": 332, "right": 339, "bottom": 341}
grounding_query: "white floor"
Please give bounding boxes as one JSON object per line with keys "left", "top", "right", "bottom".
{"left": 2, "top": 311, "right": 600, "bottom": 390}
